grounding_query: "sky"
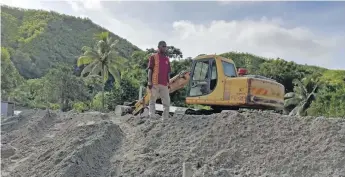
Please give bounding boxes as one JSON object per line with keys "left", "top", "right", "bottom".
{"left": 2, "top": 0, "right": 345, "bottom": 69}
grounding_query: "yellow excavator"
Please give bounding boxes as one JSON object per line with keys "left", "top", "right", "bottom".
{"left": 116, "top": 54, "right": 285, "bottom": 116}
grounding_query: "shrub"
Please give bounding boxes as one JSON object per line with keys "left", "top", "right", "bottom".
{"left": 72, "top": 102, "right": 88, "bottom": 113}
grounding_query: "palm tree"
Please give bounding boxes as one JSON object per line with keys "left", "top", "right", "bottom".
{"left": 77, "top": 31, "right": 127, "bottom": 111}
{"left": 284, "top": 78, "right": 318, "bottom": 116}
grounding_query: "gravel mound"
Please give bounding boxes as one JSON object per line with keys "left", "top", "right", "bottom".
{"left": 114, "top": 111, "right": 345, "bottom": 177}
{"left": 1, "top": 110, "right": 345, "bottom": 177}
{"left": 1, "top": 110, "right": 124, "bottom": 177}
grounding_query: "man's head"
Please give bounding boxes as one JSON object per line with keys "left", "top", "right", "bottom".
{"left": 158, "top": 41, "right": 167, "bottom": 53}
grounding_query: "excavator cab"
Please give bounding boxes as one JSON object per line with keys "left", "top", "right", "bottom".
{"left": 187, "top": 57, "right": 248, "bottom": 97}
{"left": 187, "top": 55, "right": 238, "bottom": 98}
{"left": 188, "top": 58, "right": 219, "bottom": 97}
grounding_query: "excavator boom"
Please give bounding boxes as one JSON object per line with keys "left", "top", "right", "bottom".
{"left": 131, "top": 71, "right": 191, "bottom": 115}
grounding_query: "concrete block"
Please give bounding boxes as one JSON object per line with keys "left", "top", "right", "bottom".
{"left": 183, "top": 162, "right": 194, "bottom": 177}
{"left": 115, "top": 105, "right": 132, "bottom": 116}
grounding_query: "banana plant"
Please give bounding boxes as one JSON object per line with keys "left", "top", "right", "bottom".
{"left": 284, "top": 78, "right": 318, "bottom": 116}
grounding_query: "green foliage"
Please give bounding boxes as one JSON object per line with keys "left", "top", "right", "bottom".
{"left": 44, "top": 64, "right": 89, "bottom": 111}
{"left": 107, "top": 77, "right": 139, "bottom": 110}
{"left": 319, "top": 70, "right": 345, "bottom": 85}
{"left": 72, "top": 102, "right": 89, "bottom": 113}
{"left": 83, "top": 75, "right": 103, "bottom": 98}
{"left": 78, "top": 31, "right": 127, "bottom": 82}
{"left": 168, "top": 58, "right": 193, "bottom": 107}
{"left": 1, "top": 5, "right": 140, "bottom": 79}
{"left": 10, "top": 78, "right": 45, "bottom": 108}
{"left": 284, "top": 79, "right": 318, "bottom": 116}
{"left": 307, "top": 84, "right": 345, "bottom": 117}
{"left": 258, "top": 59, "right": 306, "bottom": 92}
{"left": 91, "top": 92, "right": 110, "bottom": 111}
{"left": 146, "top": 46, "right": 183, "bottom": 59}
{"left": 306, "top": 70, "right": 345, "bottom": 117}
{"left": 1, "top": 12, "right": 20, "bottom": 47}
{"left": 49, "top": 103, "right": 60, "bottom": 110}
{"left": 10, "top": 64, "right": 89, "bottom": 111}
{"left": 1, "top": 47, "right": 24, "bottom": 98}
{"left": 170, "top": 58, "right": 192, "bottom": 76}
{"left": 220, "top": 52, "right": 266, "bottom": 74}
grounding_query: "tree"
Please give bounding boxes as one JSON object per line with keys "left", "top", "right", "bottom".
{"left": 9, "top": 78, "right": 45, "bottom": 108}
{"left": 258, "top": 59, "right": 305, "bottom": 92}
{"left": 10, "top": 64, "right": 88, "bottom": 110}
{"left": 307, "top": 70, "right": 345, "bottom": 117}
{"left": 307, "top": 83, "right": 345, "bottom": 117}
{"left": 1, "top": 47, "right": 24, "bottom": 99}
{"left": 130, "top": 50, "right": 150, "bottom": 70}
{"left": 220, "top": 52, "right": 267, "bottom": 74}
{"left": 284, "top": 78, "right": 318, "bottom": 116}
{"left": 43, "top": 64, "right": 89, "bottom": 111}
{"left": 77, "top": 31, "right": 127, "bottom": 111}
{"left": 83, "top": 74, "right": 103, "bottom": 107}
{"left": 319, "top": 70, "right": 345, "bottom": 86}
{"left": 107, "top": 76, "right": 139, "bottom": 110}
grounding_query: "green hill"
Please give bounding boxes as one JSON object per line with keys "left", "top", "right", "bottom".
{"left": 1, "top": 5, "right": 141, "bottom": 79}
{"left": 1, "top": 5, "right": 344, "bottom": 117}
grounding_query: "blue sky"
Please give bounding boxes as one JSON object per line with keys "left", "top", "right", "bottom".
{"left": 2, "top": 0, "right": 345, "bottom": 69}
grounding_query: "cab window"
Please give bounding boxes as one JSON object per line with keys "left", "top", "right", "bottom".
{"left": 193, "top": 61, "right": 209, "bottom": 80}
{"left": 189, "top": 60, "right": 210, "bottom": 97}
{"left": 222, "top": 61, "right": 237, "bottom": 77}
{"left": 210, "top": 60, "right": 217, "bottom": 90}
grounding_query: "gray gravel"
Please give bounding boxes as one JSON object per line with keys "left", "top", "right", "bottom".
{"left": 1, "top": 110, "right": 345, "bottom": 177}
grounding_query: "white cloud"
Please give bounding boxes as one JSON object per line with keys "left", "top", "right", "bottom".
{"left": 82, "top": 0, "right": 102, "bottom": 10}
{"left": 66, "top": 1, "right": 82, "bottom": 12}
{"left": 167, "top": 19, "right": 336, "bottom": 68}
{"left": 65, "top": 0, "right": 102, "bottom": 12}
{"left": 1, "top": 0, "right": 43, "bottom": 9}
{"left": 73, "top": 5, "right": 337, "bottom": 68}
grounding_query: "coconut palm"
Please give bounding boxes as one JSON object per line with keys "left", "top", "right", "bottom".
{"left": 284, "top": 78, "right": 318, "bottom": 116}
{"left": 77, "top": 31, "right": 127, "bottom": 111}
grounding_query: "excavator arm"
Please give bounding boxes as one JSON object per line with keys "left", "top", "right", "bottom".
{"left": 131, "top": 70, "right": 191, "bottom": 115}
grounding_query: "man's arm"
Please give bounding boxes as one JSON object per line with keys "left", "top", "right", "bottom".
{"left": 167, "top": 60, "right": 171, "bottom": 87}
{"left": 148, "top": 69, "right": 153, "bottom": 84}
{"left": 147, "top": 56, "right": 154, "bottom": 87}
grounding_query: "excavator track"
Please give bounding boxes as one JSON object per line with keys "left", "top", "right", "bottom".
{"left": 184, "top": 108, "right": 220, "bottom": 115}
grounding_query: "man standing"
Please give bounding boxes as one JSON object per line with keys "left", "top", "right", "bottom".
{"left": 147, "top": 41, "right": 171, "bottom": 120}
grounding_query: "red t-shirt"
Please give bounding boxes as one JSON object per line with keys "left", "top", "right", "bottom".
{"left": 148, "top": 53, "right": 171, "bottom": 86}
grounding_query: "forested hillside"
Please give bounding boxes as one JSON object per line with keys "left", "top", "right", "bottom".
{"left": 1, "top": 5, "right": 140, "bottom": 79}
{"left": 1, "top": 5, "right": 344, "bottom": 117}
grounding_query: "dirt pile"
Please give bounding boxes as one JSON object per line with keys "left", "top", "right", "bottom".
{"left": 1, "top": 109, "right": 345, "bottom": 177}
{"left": 115, "top": 111, "right": 345, "bottom": 177}
{"left": 1, "top": 110, "right": 124, "bottom": 177}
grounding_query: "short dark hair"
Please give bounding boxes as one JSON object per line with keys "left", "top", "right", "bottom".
{"left": 158, "top": 41, "right": 166, "bottom": 47}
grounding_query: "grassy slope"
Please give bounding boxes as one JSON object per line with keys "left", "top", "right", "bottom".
{"left": 1, "top": 5, "right": 141, "bottom": 79}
